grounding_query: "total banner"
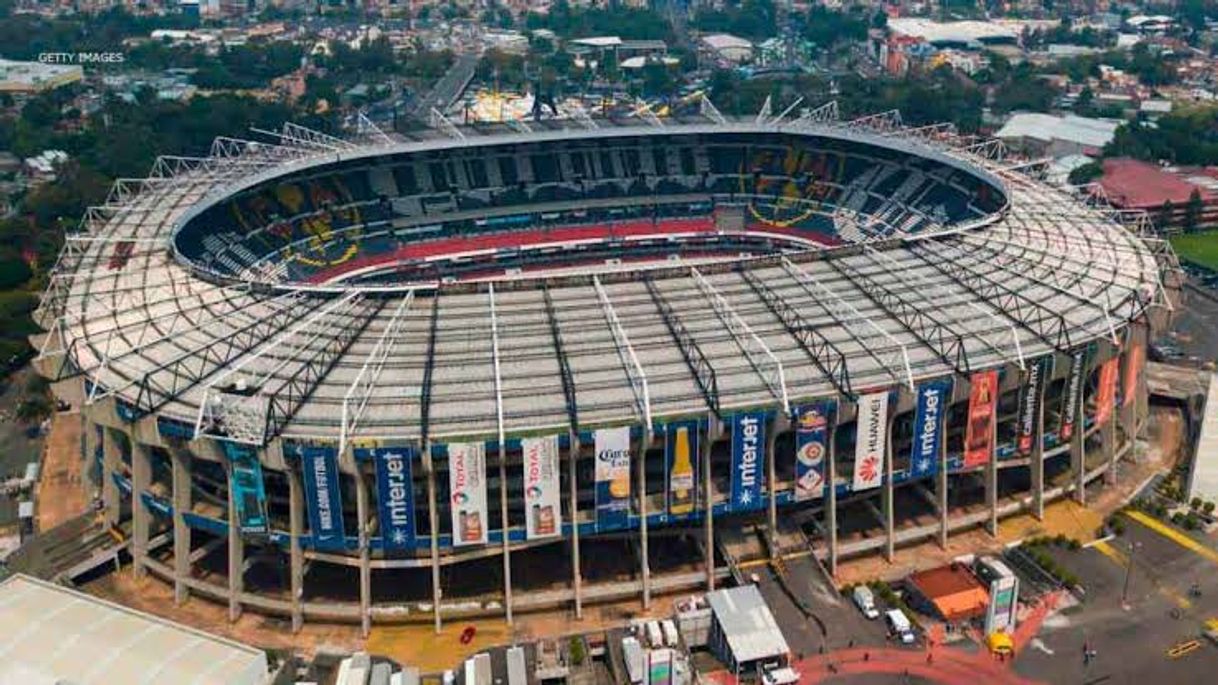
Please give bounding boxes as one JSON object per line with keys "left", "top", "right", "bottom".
{"left": 1123, "top": 342, "right": 1144, "bottom": 409}
{"left": 1017, "top": 358, "right": 1053, "bottom": 456}
{"left": 223, "top": 442, "right": 269, "bottom": 535}
{"left": 1096, "top": 356, "right": 1119, "bottom": 425}
{"left": 367, "top": 447, "right": 415, "bottom": 551}
{"left": 730, "top": 412, "right": 766, "bottom": 511}
{"left": 794, "top": 401, "right": 834, "bottom": 501}
{"left": 447, "top": 442, "right": 488, "bottom": 546}
{"left": 594, "top": 427, "right": 632, "bottom": 530}
{"left": 910, "top": 380, "right": 951, "bottom": 479}
{"left": 300, "top": 445, "right": 345, "bottom": 550}
{"left": 522, "top": 435, "right": 562, "bottom": 539}
{"left": 964, "top": 370, "right": 999, "bottom": 469}
{"left": 665, "top": 422, "right": 699, "bottom": 516}
{"left": 853, "top": 392, "right": 888, "bottom": 491}
{"left": 1059, "top": 348, "right": 1088, "bottom": 442}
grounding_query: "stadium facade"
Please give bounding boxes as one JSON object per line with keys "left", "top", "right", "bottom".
{"left": 33, "top": 108, "right": 1182, "bottom": 634}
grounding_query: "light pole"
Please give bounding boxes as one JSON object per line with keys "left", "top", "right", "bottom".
{"left": 1121, "top": 540, "right": 1142, "bottom": 609}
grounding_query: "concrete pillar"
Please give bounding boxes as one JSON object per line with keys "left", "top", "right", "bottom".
{"left": 568, "top": 430, "right": 582, "bottom": 620}
{"left": 130, "top": 439, "right": 151, "bottom": 579}
{"left": 1072, "top": 380, "right": 1087, "bottom": 506}
{"left": 288, "top": 463, "right": 304, "bottom": 633}
{"left": 354, "top": 466, "right": 371, "bottom": 638}
{"left": 766, "top": 417, "right": 779, "bottom": 558}
{"left": 101, "top": 426, "right": 120, "bottom": 527}
{"left": 1031, "top": 371, "right": 1047, "bottom": 522}
{"left": 83, "top": 419, "right": 100, "bottom": 499}
{"left": 225, "top": 458, "right": 244, "bottom": 623}
{"left": 936, "top": 413, "right": 949, "bottom": 550}
{"left": 883, "top": 410, "right": 896, "bottom": 563}
{"left": 704, "top": 414, "right": 716, "bottom": 591}
{"left": 499, "top": 440, "right": 513, "bottom": 625}
{"left": 637, "top": 426, "right": 651, "bottom": 610}
{"left": 1103, "top": 402, "right": 1118, "bottom": 486}
{"left": 426, "top": 442, "right": 442, "bottom": 633}
{"left": 826, "top": 418, "right": 838, "bottom": 578}
{"left": 171, "top": 448, "right": 192, "bottom": 605}
{"left": 986, "top": 381, "right": 999, "bottom": 537}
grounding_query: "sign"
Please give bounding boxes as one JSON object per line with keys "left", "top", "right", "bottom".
{"left": 447, "top": 442, "right": 488, "bottom": 546}
{"left": 1060, "top": 348, "right": 1088, "bottom": 442}
{"left": 1096, "top": 357, "right": 1119, "bottom": 425}
{"left": 665, "top": 422, "right": 699, "bottom": 515}
{"left": 1017, "top": 358, "right": 1052, "bottom": 456}
{"left": 985, "top": 575, "right": 1019, "bottom": 634}
{"left": 522, "top": 435, "right": 562, "bottom": 539}
{"left": 594, "top": 427, "right": 632, "bottom": 530}
{"left": 853, "top": 392, "right": 887, "bottom": 491}
{"left": 794, "top": 401, "right": 833, "bottom": 501}
{"left": 730, "top": 413, "right": 766, "bottom": 511}
{"left": 300, "top": 445, "right": 345, "bottom": 550}
{"left": 911, "top": 380, "right": 950, "bottom": 478}
{"left": 369, "top": 447, "right": 415, "bottom": 550}
{"left": 224, "top": 442, "right": 268, "bottom": 535}
{"left": 1123, "top": 342, "right": 1144, "bottom": 408}
{"left": 964, "top": 370, "right": 999, "bottom": 468}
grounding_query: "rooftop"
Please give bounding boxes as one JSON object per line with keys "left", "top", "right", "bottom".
{"left": 1099, "top": 158, "right": 1218, "bottom": 208}
{"left": 995, "top": 113, "right": 1121, "bottom": 150}
{"left": 706, "top": 585, "right": 790, "bottom": 664}
{"left": 908, "top": 563, "right": 990, "bottom": 621}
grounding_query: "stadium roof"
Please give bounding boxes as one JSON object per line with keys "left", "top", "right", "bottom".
{"left": 0, "top": 574, "right": 268, "bottom": 685}
{"left": 706, "top": 585, "right": 790, "bottom": 664}
{"left": 994, "top": 113, "right": 1120, "bottom": 150}
{"left": 887, "top": 18, "right": 1017, "bottom": 45}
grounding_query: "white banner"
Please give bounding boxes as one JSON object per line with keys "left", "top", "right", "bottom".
{"left": 853, "top": 392, "right": 888, "bottom": 491}
{"left": 448, "top": 442, "right": 488, "bottom": 546}
{"left": 522, "top": 435, "right": 562, "bottom": 539}
{"left": 594, "top": 426, "right": 632, "bottom": 529}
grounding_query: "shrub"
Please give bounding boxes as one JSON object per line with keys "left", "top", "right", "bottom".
{"left": 1185, "top": 515, "right": 1200, "bottom": 531}
{"left": 1068, "top": 538, "right": 1081, "bottom": 550}
{"left": 1192, "top": 497, "right": 1203, "bottom": 510}
{"left": 1205, "top": 502, "right": 1215, "bottom": 516}
{"left": 569, "top": 636, "right": 586, "bottom": 666}
{"left": 1172, "top": 512, "right": 1186, "bottom": 525}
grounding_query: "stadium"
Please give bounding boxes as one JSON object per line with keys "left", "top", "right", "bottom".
{"left": 32, "top": 105, "right": 1181, "bottom": 634}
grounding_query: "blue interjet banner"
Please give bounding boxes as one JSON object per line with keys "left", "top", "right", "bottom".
{"left": 361, "top": 447, "right": 415, "bottom": 550}
{"left": 730, "top": 412, "right": 766, "bottom": 511}
{"left": 910, "top": 379, "right": 952, "bottom": 478}
{"left": 300, "top": 445, "right": 346, "bottom": 550}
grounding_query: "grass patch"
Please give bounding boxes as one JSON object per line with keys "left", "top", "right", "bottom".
{"left": 1171, "top": 230, "right": 1218, "bottom": 270}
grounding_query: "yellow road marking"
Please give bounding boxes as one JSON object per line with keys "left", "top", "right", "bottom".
{"left": 1168, "top": 640, "right": 1201, "bottom": 658}
{"left": 1092, "top": 539, "right": 1192, "bottom": 609}
{"left": 1125, "top": 510, "right": 1218, "bottom": 565}
{"left": 736, "top": 549, "right": 814, "bottom": 570}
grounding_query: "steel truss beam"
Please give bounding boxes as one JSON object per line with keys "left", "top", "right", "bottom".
{"left": 490, "top": 285, "right": 506, "bottom": 448}
{"left": 429, "top": 109, "right": 465, "bottom": 140}
{"left": 739, "top": 269, "right": 853, "bottom": 400}
{"left": 791, "top": 100, "right": 839, "bottom": 128}
{"left": 642, "top": 278, "right": 720, "bottom": 417}
{"left": 688, "top": 267, "right": 789, "bottom": 414}
{"left": 846, "top": 110, "right": 903, "bottom": 133}
{"left": 755, "top": 95, "right": 773, "bottom": 124}
{"left": 568, "top": 104, "right": 599, "bottom": 130}
{"left": 542, "top": 285, "right": 580, "bottom": 434}
{"left": 593, "top": 276, "right": 652, "bottom": 431}
{"left": 419, "top": 293, "right": 442, "bottom": 444}
{"left": 340, "top": 293, "right": 415, "bottom": 454}
{"left": 699, "top": 95, "right": 726, "bottom": 125}
{"left": 506, "top": 118, "right": 532, "bottom": 134}
{"left": 355, "top": 112, "right": 395, "bottom": 145}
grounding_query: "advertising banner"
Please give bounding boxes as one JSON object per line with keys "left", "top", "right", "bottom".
{"left": 1123, "top": 342, "right": 1144, "bottom": 408}
{"left": 300, "top": 445, "right": 345, "bottom": 550}
{"left": 369, "top": 447, "right": 415, "bottom": 550}
{"left": 447, "top": 442, "right": 488, "bottom": 546}
{"left": 730, "top": 413, "right": 766, "bottom": 511}
{"left": 964, "top": 370, "right": 999, "bottom": 469}
{"left": 794, "top": 401, "right": 833, "bottom": 501}
{"left": 594, "top": 427, "right": 632, "bottom": 530}
{"left": 224, "top": 442, "right": 269, "bottom": 535}
{"left": 1060, "top": 348, "right": 1088, "bottom": 442}
{"left": 910, "top": 380, "right": 951, "bottom": 478}
{"left": 665, "top": 422, "right": 699, "bottom": 515}
{"left": 522, "top": 435, "right": 562, "bottom": 539}
{"left": 1096, "top": 357, "right": 1119, "bottom": 425}
{"left": 853, "top": 392, "right": 888, "bottom": 491}
{"left": 1017, "top": 357, "right": 1053, "bottom": 456}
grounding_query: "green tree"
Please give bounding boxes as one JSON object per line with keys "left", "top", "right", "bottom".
{"left": 1157, "top": 199, "right": 1176, "bottom": 230}
{"left": 1184, "top": 188, "right": 1204, "bottom": 232}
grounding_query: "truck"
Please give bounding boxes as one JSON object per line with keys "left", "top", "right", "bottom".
{"left": 852, "top": 585, "right": 880, "bottom": 619}
{"left": 622, "top": 636, "right": 645, "bottom": 685}
{"left": 885, "top": 609, "right": 916, "bottom": 644}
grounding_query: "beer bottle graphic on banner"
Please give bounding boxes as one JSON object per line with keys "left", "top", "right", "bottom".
{"left": 670, "top": 425, "right": 695, "bottom": 514}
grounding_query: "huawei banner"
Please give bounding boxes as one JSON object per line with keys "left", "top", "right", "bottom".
{"left": 1096, "top": 357, "right": 1119, "bottom": 425}
{"left": 369, "top": 447, "right": 415, "bottom": 551}
{"left": 853, "top": 392, "right": 887, "bottom": 491}
{"left": 594, "top": 427, "right": 632, "bottom": 530}
{"left": 522, "top": 435, "right": 562, "bottom": 540}
{"left": 1017, "top": 358, "right": 1053, "bottom": 456}
{"left": 1060, "top": 348, "right": 1088, "bottom": 442}
{"left": 964, "top": 370, "right": 999, "bottom": 468}
{"left": 794, "top": 401, "right": 833, "bottom": 501}
{"left": 910, "top": 380, "right": 950, "bottom": 478}
{"left": 730, "top": 413, "right": 767, "bottom": 511}
{"left": 665, "top": 422, "right": 699, "bottom": 516}
{"left": 1123, "top": 343, "right": 1144, "bottom": 409}
{"left": 447, "top": 442, "right": 488, "bottom": 547}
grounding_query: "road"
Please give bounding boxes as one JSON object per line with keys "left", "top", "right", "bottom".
{"left": 411, "top": 52, "right": 481, "bottom": 121}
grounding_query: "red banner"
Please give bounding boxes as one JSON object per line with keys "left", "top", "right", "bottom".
{"left": 964, "top": 370, "right": 999, "bottom": 468}
{"left": 1123, "top": 343, "right": 1144, "bottom": 408}
{"left": 1096, "top": 357, "right": 1119, "bottom": 424}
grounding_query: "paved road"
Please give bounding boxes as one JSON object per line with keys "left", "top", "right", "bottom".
{"left": 411, "top": 52, "right": 481, "bottom": 120}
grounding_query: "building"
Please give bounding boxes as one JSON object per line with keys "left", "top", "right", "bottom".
{"left": 994, "top": 113, "right": 1121, "bottom": 158}
{"left": 700, "top": 33, "right": 754, "bottom": 63}
{"left": 0, "top": 59, "right": 83, "bottom": 94}
{"left": 23, "top": 150, "right": 68, "bottom": 183}
{"left": 705, "top": 585, "right": 790, "bottom": 674}
{"left": 1097, "top": 158, "right": 1218, "bottom": 228}
{"left": 0, "top": 574, "right": 268, "bottom": 684}
{"left": 906, "top": 563, "right": 990, "bottom": 624}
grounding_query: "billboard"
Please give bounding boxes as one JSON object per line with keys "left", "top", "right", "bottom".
{"left": 300, "top": 445, "right": 345, "bottom": 550}
{"left": 794, "top": 401, "right": 833, "bottom": 501}
{"left": 1017, "top": 358, "right": 1052, "bottom": 456}
{"left": 910, "top": 380, "right": 950, "bottom": 478}
{"left": 853, "top": 392, "right": 887, "bottom": 491}
{"left": 730, "top": 412, "right": 766, "bottom": 511}
{"left": 594, "top": 427, "right": 632, "bottom": 530}
{"left": 1123, "top": 342, "right": 1144, "bottom": 408}
{"left": 665, "top": 422, "right": 699, "bottom": 515}
{"left": 370, "top": 447, "right": 415, "bottom": 550}
{"left": 447, "top": 442, "right": 488, "bottom": 546}
{"left": 1096, "top": 357, "right": 1119, "bottom": 425}
{"left": 224, "top": 442, "right": 268, "bottom": 535}
{"left": 1060, "top": 348, "right": 1088, "bottom": 442}
{"left": 522, "top": 435, "right": 562, "bottom": 539}
{"left": 964, "top": 370, "right": 999, "bottom": 468}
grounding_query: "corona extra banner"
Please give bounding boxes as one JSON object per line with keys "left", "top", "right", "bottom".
{"left": 1096, "top": 357, "right": 1119, "bottom": 425}
{"left": 795, "top": 401, "right": 833, "bottom": 501}
{"left": 1060, "top": 348, "right": 1088, "bottom": 441}
{"left": 522, "top": 435, "right": 562, "bottom": 539}
{"left": 447, "top": 442, "right": 488, "bottom": 546}
{"left": 853, "top": 392, "right": 887, "bottom": 491}
{"left": 1017, "top": 357, "right": 1053, "bottom": 456}
{"left": 223, "top": 442, "right": 269, "bottom": 535}
{"left": 594, "top": 427, "right": 632, "bottom": 530}
{"left": 911, "top": 380, "right": 951, "bottom": 478}
{"left": 730, "top": 413, "right": 766, "bottom": 511}
{"left": 367, "top": 447, "right": 415, "bottom": 551}
{"left": 300, "top": 444, "right": 345, "bottom": 550}
{"left": 1123, "top": 342, "right": 1144, "bottom": 408}
{"left": 665, "top": 422, "right": 699, "bottom": 516}
{"left": 964, "top": 370, "right": 999, "bottom": 468}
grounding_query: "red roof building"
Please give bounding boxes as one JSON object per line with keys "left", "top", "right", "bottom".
{"left": 1097, "top": 158, "right": 1218, "bottom": 228}
{"left": 906, "top": 563, "right": 990, "bottom": 623}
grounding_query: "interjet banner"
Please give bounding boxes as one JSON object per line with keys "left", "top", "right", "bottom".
{"left": 1123, "top": 342, "right": 1144, "bottom": 408}
{"left": 964, "top": 370, "right": 999, "bottom": 469}
{"left": 594, "top": 427, "right": 632, "bottom": 530}
{"left": 1096, "top": 357, "right": 1119, "bottom": 425}
{"left": 223, "top": 441, "right": 269, "bottom": 535}
{"left": 369, "top": 447, "right": 415, "bottom": 550}
{"left": 910, "top": 380, "right": 951, "bottom": 478}
{"left": 730, "top": 413, "right": 766, "bottom": 511}
{"left": 522, "top": 435, "right": 561, "bottom": 539}
{"left": 794, "top": 401, "right": 833, "bottom": 501}
{"left": 853, "top": 392, "right": 887, "bottom": 491}
{"left": 447, "top": 442, "right": 488, "bottom": 546}
{"left": 1017, "top": 358, "right": 1053, "bottom": 456}
{"left": 665, "top": 421, "right": 699, "bottom": 516}
{"left": 1059, "top": 348, "right": 1088, "bottom": 442}
{"left": 300, "top": 445, "right": 345, "bottom": 550}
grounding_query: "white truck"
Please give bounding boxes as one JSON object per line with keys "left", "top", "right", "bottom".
{"left": 852, "top": 585, "right": 880, "bottom": 619}
{"left": 885, "top": 609, "right": 916, "bottom": 644}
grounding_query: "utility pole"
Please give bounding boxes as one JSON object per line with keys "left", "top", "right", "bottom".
{"left": 1121, "top": 540, "right": 1142, "bottom": 609}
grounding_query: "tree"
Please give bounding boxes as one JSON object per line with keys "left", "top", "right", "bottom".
{"left": 1158, "top": 199, "right": 1176, "bottom": 230}
{"left": 1067, "top": 162, "right": 1103, "bottom": 186}
{"left": 1184, "top": 189, "right": 1204, "bottom": 232}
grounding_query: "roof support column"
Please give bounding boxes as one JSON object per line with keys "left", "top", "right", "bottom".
{"left": 987, "top": 405, "right": 999, "bottom": 538}
{"left": 171, "top": 447, "right": 192, "bottom": 605}
{"left": 500, "top": 437, "right": 512, "bottom": 625}
{"left": 569, "top": 429, "right": 582, "bottom": 620}
{"left": 83, "top": 419, "right": 99, "bottom": 502}
{"left": 703, "top": 415, "right": 718, "bottom": 591}
{"left": 767, "top": 414, "right": 782, "bottom": 559}
{"left": 355, "top": 464, "right": 371, "bottom": 638}
{"left": 130, "top": 437, "right": 151, "bottom": 579}
{"left": 226, "top": 458, "right": 244, "bottom": 623}
{"left": 1072, "top": 387, "right": 1087, "bottom": 506}
{"left": 288, "top": 461, "right": 304, "bottom": 633}
{"left": 1032, "top": 369, "right": 1048, "bottom": 522}
{"left": 884, "top": 409, "right": 896, "bottom": 563}
{"left": 936, "top": 409, "right": 949, "bottom": 550}
{"left": 102, "top": 426, "right": 120, "bottom": 527}
{"left": 826, "top": 415, "right": 839, "bottom": 579}
{"left": 426, "top": 442, "right": 442, "bottom": 633}
{"left": 1103, "top": 378, "right": 1118, "bottom": 487}
{"left": 637, "top": 426, "right": 651, "bottom": 610}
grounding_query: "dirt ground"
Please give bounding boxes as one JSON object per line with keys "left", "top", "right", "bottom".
{"left": 35, "top": 411, "right": 86, "bottom": 531}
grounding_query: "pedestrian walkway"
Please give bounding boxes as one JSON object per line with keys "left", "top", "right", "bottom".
{"left": 794, "top": 644, "right": 1043, "bottom": 684}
